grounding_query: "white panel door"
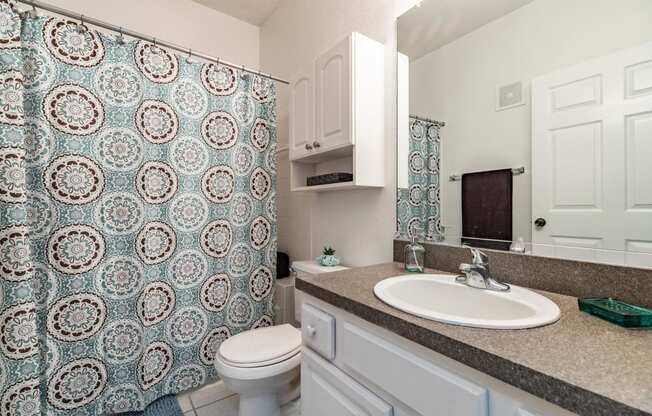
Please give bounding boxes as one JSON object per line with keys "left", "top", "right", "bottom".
{"left": 289, "top": 65, "right": 314, "bottom": 160}
{"left": 315, "top": 36, "right": 351, "bottom": 152}
{"left": 532, "top": 42, "right": 652, "bottom": 267}
{"left": 301, "top": 348, "right": 393, "bottom": 416}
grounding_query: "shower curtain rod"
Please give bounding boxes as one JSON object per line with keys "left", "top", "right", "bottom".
{"left": 15, "top": 0, "right": 290, "bottom": 85}
{"left": 410, "top": 114, "right": 446, "bottom": 127}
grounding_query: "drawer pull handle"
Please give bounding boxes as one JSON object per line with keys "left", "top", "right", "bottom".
{"left": 306, "top": 325, "right": 316, "bottom": 337}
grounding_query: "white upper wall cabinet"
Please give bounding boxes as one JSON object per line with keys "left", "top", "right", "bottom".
{"left": 289, "top": 33, "right": 385, "bottom": 192}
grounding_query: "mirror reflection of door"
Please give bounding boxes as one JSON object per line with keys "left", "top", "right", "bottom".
{"left": 532, "top": 42, "right": 652, "bottom": 267}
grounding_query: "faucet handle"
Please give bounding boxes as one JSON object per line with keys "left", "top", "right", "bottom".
{"left": 462, "top": 245, "right": 488, "bottom": 266}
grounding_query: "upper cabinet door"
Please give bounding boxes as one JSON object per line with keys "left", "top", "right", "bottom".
{"left": 316, "top": 36, "right": 351, "bottom": 151}
{"left": 289, "top": 65, "right": 314, "bottom": 160}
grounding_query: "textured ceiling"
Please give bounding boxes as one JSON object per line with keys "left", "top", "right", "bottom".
{"left": 193, "top": 0, "right": 281, "bottom": 26}
{"left": 399, "top": 0, "right": 535, "bottom": 60}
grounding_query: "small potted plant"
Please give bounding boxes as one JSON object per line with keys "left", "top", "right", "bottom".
{"left": 316, "top": 246, "right": 340, "bottom": 267}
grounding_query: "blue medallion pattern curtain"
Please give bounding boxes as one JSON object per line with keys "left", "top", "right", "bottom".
{"left": 397, "top": 117, "right": 441, "bottom": 241}
{"left": 0, "top": 1, "right": 277, "bottom": 414}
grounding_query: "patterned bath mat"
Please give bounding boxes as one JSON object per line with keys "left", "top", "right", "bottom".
{"left": 120, "top": 396, "right": 183, "bottom": 416}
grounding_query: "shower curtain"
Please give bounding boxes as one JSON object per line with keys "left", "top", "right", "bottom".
{"left": 397, "top": 117, "right": 441, "bottom": 241}
{"left": 0, "top": 1, "right": 277, "bottom": 414}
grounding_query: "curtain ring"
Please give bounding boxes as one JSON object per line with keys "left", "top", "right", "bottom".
{"left": 29, "top": 5, "right": 38, "bottom": 19}
{"left": 215, "top": 57, "right": 220, "bottom": 67}
{"left": 117, "top": 26, "right": 125, "bottom": 44}
{"left": 186, "top": 48, "right": 193, "bottom": 64}
{"left": 78, "top": 14, "right": 87, "bottom": 33}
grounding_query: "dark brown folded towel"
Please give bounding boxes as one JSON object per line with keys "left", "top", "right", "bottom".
{"left": 461, "top": 169, "right": 513, "bottom": 251}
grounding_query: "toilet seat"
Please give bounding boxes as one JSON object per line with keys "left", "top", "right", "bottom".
{"left": 215, "top": 349, "right": 301, "bottom": 381}
{"left": 219, "top": 324, "right": 301, "bottom": 368}
{"left": 214, "top": 324, "right": 302, "bottom": 380}
{"left": 219, "top": 346, "right": 301, "bottom": 368}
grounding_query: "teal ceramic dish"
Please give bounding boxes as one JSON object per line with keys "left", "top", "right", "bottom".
{"left": 578, "top": 298, "right": 652, "bottom": 328}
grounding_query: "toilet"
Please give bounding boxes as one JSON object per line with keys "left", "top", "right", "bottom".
{"left": 215, "top": 260, "right": 349, "bottom": 415}
{"left": 214, "top": 324, "right": 302, "bottom": 416}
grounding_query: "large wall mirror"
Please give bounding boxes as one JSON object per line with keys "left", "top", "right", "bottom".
{"left": 396, "top": 0, "right": 652, "bottom": 268}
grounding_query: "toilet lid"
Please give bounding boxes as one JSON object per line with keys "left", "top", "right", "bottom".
{"left": 218, "top": 324, "right": 301, "bottom": 368}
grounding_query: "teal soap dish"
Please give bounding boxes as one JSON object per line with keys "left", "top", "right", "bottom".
{"left": 578, "top": 298, "right": 652, "bottom": 328}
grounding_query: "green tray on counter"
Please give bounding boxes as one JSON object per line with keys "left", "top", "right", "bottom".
{"left": 578, "top": 298, "right": 652, "bottom": 328}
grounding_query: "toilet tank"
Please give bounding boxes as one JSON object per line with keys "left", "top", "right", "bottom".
{"left": 291, "top": 261, "right": 349, "bottom": 325}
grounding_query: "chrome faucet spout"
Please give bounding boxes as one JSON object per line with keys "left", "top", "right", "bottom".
{"left": 457, "top": 246, "right": 510, "bottom": 292}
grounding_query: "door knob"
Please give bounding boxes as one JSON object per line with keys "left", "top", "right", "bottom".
{"left": 313, "top": 140, "right": 321, "bottom": 149}
{"left": 534, "top": 218, "right": 547, "bottom": 228}
{"left": 305, "top": 143, "right": 313, "bottom": 150}
{"left": 306, "top": 325, "right": 316, "bottom": 337}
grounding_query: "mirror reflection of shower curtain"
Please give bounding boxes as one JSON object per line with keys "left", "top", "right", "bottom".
{"left": 398, "top": 117, "right": 442, "bottom": 241}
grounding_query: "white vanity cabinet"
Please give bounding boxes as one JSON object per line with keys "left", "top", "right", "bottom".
{"left": 299, "top": 294, "right": 577, "bottom": 416}
{"left": 289, "top": 32, "right": 385, "bottom": 192}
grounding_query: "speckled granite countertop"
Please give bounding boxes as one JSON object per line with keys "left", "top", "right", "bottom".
{"left": 295, "top": 263, "right": 652, "bottom": 416}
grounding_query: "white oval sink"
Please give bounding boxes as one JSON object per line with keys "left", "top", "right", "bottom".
{"left": 374, "top": 274, "right": 560, "bottom": 329}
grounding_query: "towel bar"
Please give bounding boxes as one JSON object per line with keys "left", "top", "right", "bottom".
{"left": 449, "top": 167, "right": 525, "bottom": 182}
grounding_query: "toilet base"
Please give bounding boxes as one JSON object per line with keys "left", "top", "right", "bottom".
{"left": 217, "top": 363, "right": 300, "bottom": 416}
{"left": 240, "top": 392, "right": 280, "bottom": 416}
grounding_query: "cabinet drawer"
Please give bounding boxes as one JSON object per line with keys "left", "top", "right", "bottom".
{"left": 302, "top": 303, "right": 335, "bottom": 360}
{"left": 340, "top": 322, "right": 488, "bottom": 416}
{"left": 302, "top": 348, "right": 393, "bottom": 416}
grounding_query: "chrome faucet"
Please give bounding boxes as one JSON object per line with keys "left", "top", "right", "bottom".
{"left": 456, "top": 245, "right": 510, "bottom": 292}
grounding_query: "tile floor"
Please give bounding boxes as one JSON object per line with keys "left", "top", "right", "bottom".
{"left": 178, "top": 381, "right": 301, "bottom": 416}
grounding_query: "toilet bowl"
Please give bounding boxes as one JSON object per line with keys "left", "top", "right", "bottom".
{"left": 214, "top": 324, "right": 302, "bottom": 416}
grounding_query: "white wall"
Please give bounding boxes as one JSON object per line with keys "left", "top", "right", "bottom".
{"left": 409, "top": 0, "right": 652, "bottom": 243}
{"left": 41, "top": 0, "right": 260, "bottom": 68}
{"left": 261, "top": 0, "right": 419, "bottom": 266}
{"left": 397, "top": 52, "right": 410, "bottom": 190}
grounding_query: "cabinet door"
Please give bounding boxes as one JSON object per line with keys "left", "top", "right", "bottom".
{"left": 302, "top": 348, "right": 393, "bottom": 416}
{"left": 340, "top": 322, "right": 488, "bottom": 416}
{"left": 315, "top": 36, "right": 351, "bottom": 152}
{"left": 289, "top": 65, "right": 314, "bottom": 160}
